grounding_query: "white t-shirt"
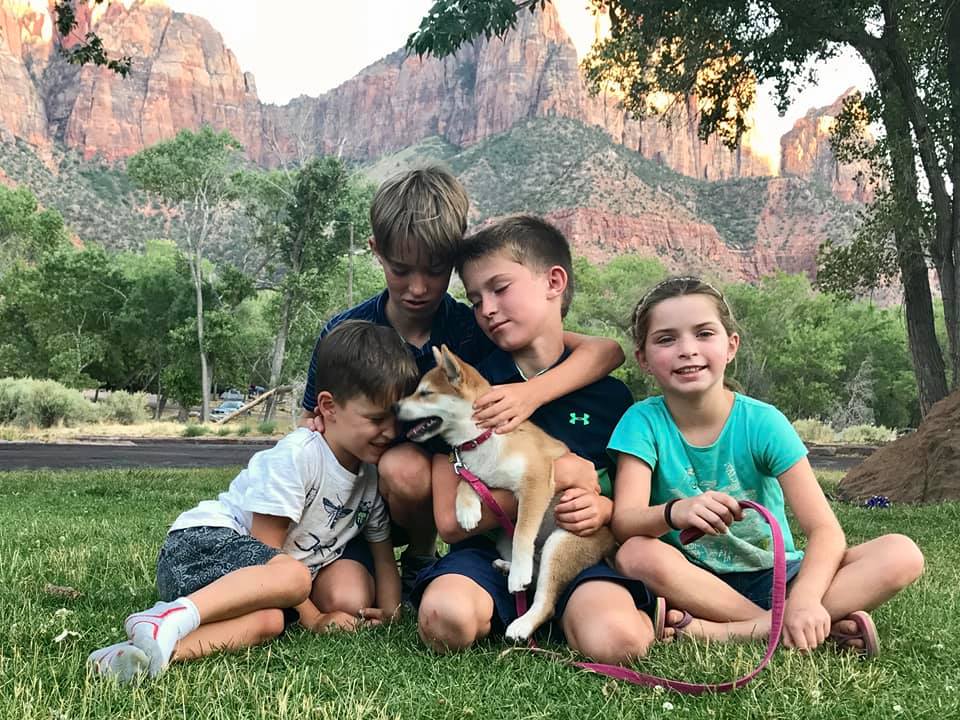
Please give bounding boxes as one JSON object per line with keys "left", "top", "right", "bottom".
{"left": 169, "top": 428, "right": 389, "bottom": 575}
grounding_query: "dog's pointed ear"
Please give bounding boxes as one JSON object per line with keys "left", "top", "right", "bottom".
{"left": 439, "top": 345, "right": 461, "bottom": 385}
{"left": 431, "top": 345, "right": 444, "bottom": 369}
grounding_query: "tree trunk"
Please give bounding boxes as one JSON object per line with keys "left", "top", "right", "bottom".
{"left": 946, "top": 0, "right": 960, "bottom": 386}
{"left": 882, "top": 81, "right": 950, "bottom": 414}
{"left": 881, "top": 0, "right": 959, "bottom": 387}
{"left": 263, "top": 288, "right": 293, "bottom": 422}
{"left": 190, "top": 248, "right": 210, "bottom": 422}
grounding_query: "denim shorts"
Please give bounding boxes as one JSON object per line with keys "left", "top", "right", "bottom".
{"left": 410, "top": 536, "right": 654, "bottom": 641}
{"left": 712, "top": 559, "right": 803, "bottom": 610}
{"left": 156, "top": 526, "right": 375, "bottom": 627}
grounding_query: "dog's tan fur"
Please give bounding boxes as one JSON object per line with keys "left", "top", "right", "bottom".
{"left": 395, "top": 345, "right": 615, "bottom": 640}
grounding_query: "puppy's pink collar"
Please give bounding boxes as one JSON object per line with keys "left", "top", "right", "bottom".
{"left": 454, "top": 428, "right": 494, "bottom": 453}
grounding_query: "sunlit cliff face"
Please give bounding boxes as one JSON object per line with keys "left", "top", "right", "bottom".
{"left": 551, "top": 0, "right": 777, "bottom": 175}
{"left": 7, "top": 0, "right": 148, "bottom": 44}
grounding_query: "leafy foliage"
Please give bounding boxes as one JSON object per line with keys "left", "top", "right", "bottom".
{"left": 53, "top": 1, "right": 131, "bottom": 76}
{"left": 0, "top": 377, "right": 97, "bottom": 428}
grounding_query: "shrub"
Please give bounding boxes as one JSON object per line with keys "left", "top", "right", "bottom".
{"left": 216, "top": 426, "right": 233, "bottom": 437}
{"left": 182, "top": 424, "right": 210, "bottom": 437}
{"left": 792, "top": 418, "right": 836, "bottom": 444}
{"left": 838, "top": 424, "right": 897, "bottom": 445}
{"left": 257, "top": 420, "right": 278, "bottom": 435}
{"left": 100, "top": 391, "right": 149, "bottom": 425}
{"left": 236, "top": 424, "right": 252, "bottom": 437}
{"left": 0, "top": 377, "right": 96, "bottom": 427}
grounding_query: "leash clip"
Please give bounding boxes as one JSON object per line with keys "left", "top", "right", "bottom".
{"left": 451, "top": 446, "right": 466, "bottom": 476}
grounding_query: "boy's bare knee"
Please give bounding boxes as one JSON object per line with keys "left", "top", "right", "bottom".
{"left": 378, "top": 447, "right": 431, "bottom": 504}
{"left": 251, "top": 608, "right": 286, "bottom": 644}
{"left": 270, "top": 556, "right": 313, "bottom": 606}
{"left": 313, "top": 584, "right": 371, "bottom": 615}
{"left": 417, "top": 593, "right": 480, "bottom": 653}
{"left": 568, "top": 617, "right": 652, "bottom": 665}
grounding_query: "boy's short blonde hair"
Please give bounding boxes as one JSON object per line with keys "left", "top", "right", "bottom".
{"left": 370, "top": 166, "right": 469, "bottom": 266}
{"left": 313, "top": 320, "right": 419, "bottom": 408}
{"left": 456, "top": 215, "right": 575, "bottom": 317}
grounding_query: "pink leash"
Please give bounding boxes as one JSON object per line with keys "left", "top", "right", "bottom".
{"left": 453, "top": 456, "right": 785, "bottom": 694}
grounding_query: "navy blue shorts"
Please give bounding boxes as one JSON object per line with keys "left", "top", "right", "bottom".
{"left": 338, "top": 535, "right": 376, "bottom": 577}
{"left": 712, "top": 559, "right": 803, "bottom": 610}
{"left": 411, "top": 536, "right": 654, "bottom": 640}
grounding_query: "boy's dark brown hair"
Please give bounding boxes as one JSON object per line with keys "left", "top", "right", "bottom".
{"left": 313, "top": 320, "right": 419, "bottom": 407}
{"left": 370, "top": 166, "right": 469, "bottom": 267}
{"left": 455, "top": 214, "right": 575, "bottom": 316}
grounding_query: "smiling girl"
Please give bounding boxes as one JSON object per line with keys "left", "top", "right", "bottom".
{"left": 608, "top": 277, "right": 924, "bottom": 656}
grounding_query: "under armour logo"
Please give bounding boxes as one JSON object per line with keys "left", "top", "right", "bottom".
{"left": 569, "top": 412, "right": 590, "bottom": 425}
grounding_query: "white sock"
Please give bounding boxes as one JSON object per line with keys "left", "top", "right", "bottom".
{"left": 87, "top": 641, "right": 149, "bottom": 683}
{"left": 124, "top": 597, "right": 200, "bottom": 677}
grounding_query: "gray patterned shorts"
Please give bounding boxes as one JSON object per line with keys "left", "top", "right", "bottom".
{"left": 156, "top": 526, "right": 281, "bottom": 601}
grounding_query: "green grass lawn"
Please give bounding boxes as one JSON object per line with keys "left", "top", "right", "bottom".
{"left": 1, "top": 467, "right": 957, "bottom": 720}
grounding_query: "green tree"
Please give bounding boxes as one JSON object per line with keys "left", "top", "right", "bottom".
{"left": 0, "top": 245, "right": 128, "bottom": 388}
{"left": 128, "top": 127, "right": 244, "bottom": 421}
{"left": 409, "top": 0, "right": 959, "bottom": 416}
{"left": 52, "top": 1, "right": 131, "bottom": 75}
{"left": 0, "top": 186, "right": 70, "bottom": 274}
{"left": 113, "top": 241, "right": 197, "bottom": 417}
{"left": 243, "top": 159, "right": 375, "bottom": 419}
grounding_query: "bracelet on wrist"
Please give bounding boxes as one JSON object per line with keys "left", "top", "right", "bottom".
{"left": 663, "top": 498, "right": 681, "bottom": 531}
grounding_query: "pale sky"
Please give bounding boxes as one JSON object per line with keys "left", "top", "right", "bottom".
{"left": 167, "top": 0, "right": 874, "bottom": 166}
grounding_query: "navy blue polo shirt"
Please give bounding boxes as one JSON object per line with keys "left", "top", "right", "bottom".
{"left": 476, "top": 348, "right": 634, "bottom": 497}
{"left": 302, "top": 290, "right": 497, "bottom": 411}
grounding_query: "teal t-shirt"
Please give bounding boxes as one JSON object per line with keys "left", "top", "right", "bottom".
{"left": 607, "top": 393, "right": 807, "bottom": 574}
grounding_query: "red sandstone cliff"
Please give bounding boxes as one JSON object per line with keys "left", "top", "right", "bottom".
{"left": 780, "top": 90, "right": 874, "bottom": 204}
{"left": 260, "top": 5, "right": 773, "bottom": 179}
{"left": 0, "top": 0, "right": 776, "bottom": 179}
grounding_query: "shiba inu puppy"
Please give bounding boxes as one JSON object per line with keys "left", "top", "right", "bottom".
{"left": 395, "top": 345, "right": 615, "bottom": 641}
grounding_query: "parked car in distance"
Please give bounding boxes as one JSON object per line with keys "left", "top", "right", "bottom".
{"left": 220, "top": 388, "right": 244, "bottom": 401}
{"left": 211, "top": 400, "right": 244, "bottom": 419}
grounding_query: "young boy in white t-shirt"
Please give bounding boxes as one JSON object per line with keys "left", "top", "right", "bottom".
{"left": 87, "top": 321, "right": 419, "bottom": 682}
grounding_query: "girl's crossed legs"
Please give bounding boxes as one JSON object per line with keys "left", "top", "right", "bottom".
{"left": 616, "top": 533, "right": 924, "bottom": 649}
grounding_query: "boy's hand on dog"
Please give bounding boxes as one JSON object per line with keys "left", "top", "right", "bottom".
{"left": 782, "top": 597, "right": 831, "bottom": 651}
{"left": 555, "top": 488, "right": 613, "bottom": 536}
{"left": 674, "top": 491, "right": 743, "bottom": 535}
{"left": 473, "top": 383, "right": 539, "bottom": 433}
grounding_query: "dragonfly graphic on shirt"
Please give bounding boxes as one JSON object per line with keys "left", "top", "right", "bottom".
{"left": 322, "top": 496, "right": 353, "bottom": 528}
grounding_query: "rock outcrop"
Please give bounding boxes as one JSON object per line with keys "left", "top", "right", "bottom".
{"left": 838, "top": 390, "right": 960, "bottom": 503}
{"left": 0, "top": 0, "right": 776, "bottom": 180}
{"left": 780, "top": 90, "right": 874, "bottom": 204}
{"left": 260, "top": 5, "right": 773, "bottom": 179}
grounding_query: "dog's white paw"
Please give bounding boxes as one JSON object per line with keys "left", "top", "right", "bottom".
{"left": 505, "top": 616, "right": 536, "bottom": 642}
{"left": 455, "top": 497, "right": 482, "bottom": 531}
{"left": 507, "top": 556, "right": 533, "bottom": 594}
{"left": 492, "top": 559, "right": 511, "bottom": 575}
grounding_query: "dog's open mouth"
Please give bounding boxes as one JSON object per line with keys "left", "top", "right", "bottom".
{"left": 406, "top": 416, "right": 442, "bottom": 441}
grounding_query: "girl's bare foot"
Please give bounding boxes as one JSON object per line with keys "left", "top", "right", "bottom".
{"left": 664, "top": 609, "right": 770, "bottom": 643}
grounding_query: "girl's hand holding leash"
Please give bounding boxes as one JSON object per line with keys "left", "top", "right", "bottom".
{"left": 781, "top": 596, "right": 831, "bottom": 651}
{"left": 555, "top": 487, "right": 612, "bottom": 536}
{"left": 671, "top": 491, "right": 743, "bottom": 535}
